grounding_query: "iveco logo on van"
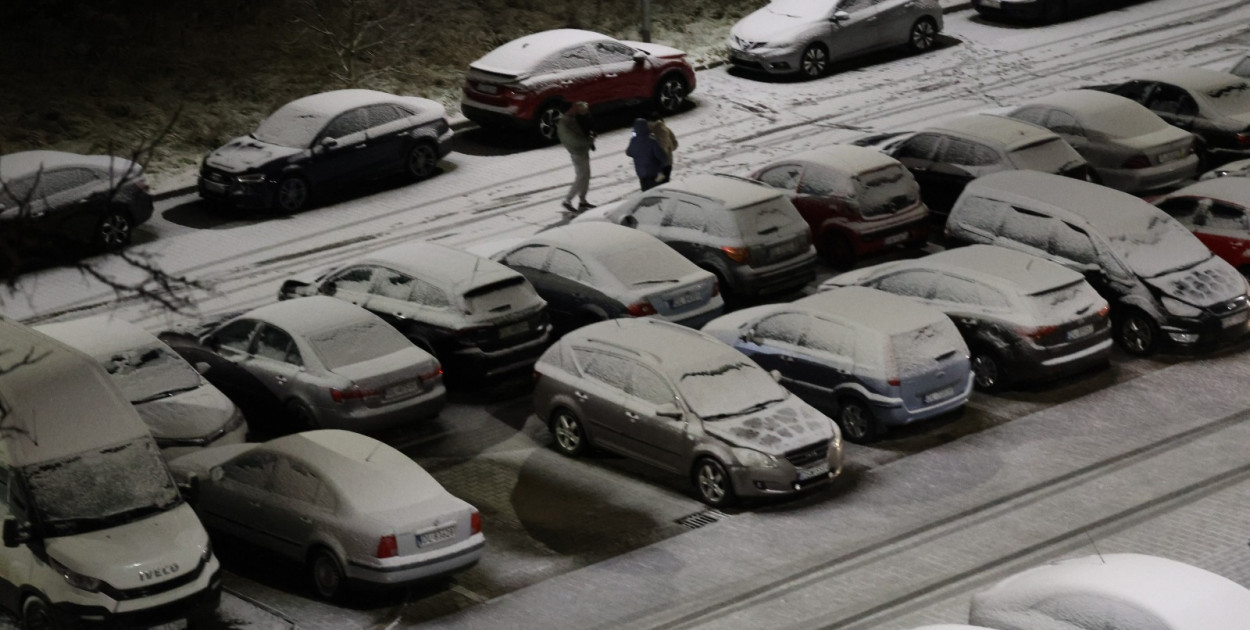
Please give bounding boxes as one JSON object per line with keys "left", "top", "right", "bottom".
{"left": 138, "top": 563, "right": 180, "bottom": 582}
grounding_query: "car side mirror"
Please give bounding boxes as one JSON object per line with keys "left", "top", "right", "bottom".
{"left": 201, "top": 335, "right": 219, "bottom": 351}
{"left": 656, "top": 403, "right": 683, "bottom": 420}
{"left": 3, "top": 518, "right": 31, "bottom": 548}
{"left": 831, "top": 10, "right": 850, "bottom": 22}
{"left": 770, "top": 369, "right": 783, "bottom": 382}
{"left": 194, "top": 361, "right": 211, "bottom": 375}
{"left": 632, "top": 50, "right": 646, "bottom": 63}
{"left": 319, "top": 280, "right": 337, "bottom": 296}
{"left": 320, "top": 137, "right": 338, "bottom": 149}
{"left": 178, "top": 474, "right": 201, "bottom": 503}
{"left": 621, "top": 215, "right": 638, "bottom": 229}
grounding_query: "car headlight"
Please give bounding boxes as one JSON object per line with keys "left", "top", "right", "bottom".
{"left": 48, "top": 556, "right": 102, "bottom": 593}
{"left": 1161, "top": 296, "right": 1202, "bottom": 318}
{"left": 201, "top": 539, "right": 214, "bottom": 564}
{"left": 732, "top": 447, "right": 779, "bottom": 469}
{"left": 237, "top": 173, "right": 267, "bottom": 184}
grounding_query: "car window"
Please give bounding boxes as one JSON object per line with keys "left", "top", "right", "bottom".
{"left": 573, "top": 348, "right": 631, "bottom": 392}
{"left": 321, "top": 108, "right": 370, "bottom": 140}
{"left": 873, "top": 270, "right": 937, "bottom": 299}
{"left": 373, "top": 267, "right": 417, "bottom": 301}
{"left": 1011, "top": 107, "right": 1050, "bottom": 127}
{"left": 364, "top": 103, "right": 404, "bottom": 128}
{"left": 223, "top": 451, "right": 275, "bottom": 489}
{"left": 409, "top": 274, "right": 451, "bottom": 307}
{"left": 1000, "top": 207, "right": 1054, "bottom": 252}
{"left": 503, "top": 244, "right": 550, "bottom": 271}
{"left": 952, "top": 196, "right": 1008, "bottom": 232}
{"left": 270, "top": 456, "right": 323, "bottom": 505}
{"left": 1112, "top": 80, "right": 1154, "bottom": 103}
{"left": 894, "top": 134, "right": 941, "bottom": 160}
{"left": 547, "top": 248, "right": 590, "bottom": 282}
{"left": 669, "top": 198, "right": 713, "bottom": 233}
{"left": 594, "top": 40, "right": 636, "bottom": 64}
{"left": 755, "top": 312, "right": 809, "bottom": 345}
{"left": 630, "top": 196, "right": 667, "bottom": 226}
{"left": 214, "top": 320, "right": 257, "bottom": 353}
{"left": 798, "top": 167, "right": 840, "bottom": 196}
{"left": 1147, "top": 85, "right": 1197, "bottom": 117}
{"left": 941, "top": 139, "right": 997, "bottom": 167}
{"left": 328, "top": 266, "right": 376, "bottom": 294}
{"left": 628, "top": 365, "right": 675, "bottom": 405}
{"left": 837, "top": 0, "right": 874, "bottom": 13}
{"left": 1050, "top": 223, "right": 1099, "bottom": 265}
{"left": 803, "top": 317, "right": 852, "bottom": 356}
{"left": 1047, "top": 110, "right": 1083, "bottom": 136}
{"left": 254, "top": 324, "right": 303, "bottom": 366}
{"left": 1205, "top": 202, "right": 1249, "bottom": 230}
{"left": 538, "top": 45, "right": 597, "bottom": 74}
{"left": 931, "top": 274, "right": 995, "bottom": 307}
{"left": 1156, "top": 197, "right": 1200, "bottom": 218}
{"left": 34, "top": 168, "right": 98, "bottom": 197}
{"left": 757, "top": 165, "right": 803, "bottom": 192}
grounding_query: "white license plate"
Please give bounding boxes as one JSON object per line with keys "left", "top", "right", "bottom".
{"left": 1158, "top": 149, "right": 1184, "bottom": 163}
{"left": 668, "top": 293, "right": 699, "bottom": 308}
{"left": 982, "top": 0, "right": 1001, "bottom": 7}
{"left": 387, "top": 380, "right": 421, "bottom": 399}
{"left": 417, "top": 525, "right": 457, "bottom": 547}
{"left": 476, "top": 83, "right": 498, "bottom": 94}
{"left": 796, "top": 461, "right": 829, "bottom": 481}
{"left": 770, "top": 243, "right": 798, "bottom": 257}
{"left": 924, "top": 386, "right": 955, "bottom": 404}
{"left": 500, "top": 322, "right": 529, "bottom": 338}
{"left": 884, "top": 233, "right": 908, "bottom": 246}
{"left": 1222, "top": 311, "right": 1248, "bottom": 329}
{"left": 1066, "top": 324, "right": 1095, "bottom": 340}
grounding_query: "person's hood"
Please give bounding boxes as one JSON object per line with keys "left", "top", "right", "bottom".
{"left": 701, "top": 400, "right": 834, "bottom": 455}
{"left": 1145, "top": 255, "right": 1246, "bottom": 308}
{"left": 204, "top": 135, "right": 305, "bottom": 173}
{"left": 731, "top": 6, "right": 818, "bottom": 45}
{"left": 134, "top": 383, "right": 238, "bottom": 440}
{"left": 632, "top": 118, "right": 651, "bottom": 136}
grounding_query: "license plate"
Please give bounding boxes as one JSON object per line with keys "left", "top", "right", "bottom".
{"left": 500, "top": 322, "right": 529, "bottom": 338}
{"left": 1222, "top": 311, "right": 1248, "bottom": 329}
{"left": 982, "top": 0, "right": 1001, "bottom": 7}
{"left": 770, "top": 242, "right": 798, "bottom": 258}
{"left": 924, "top": 386, "right": 955, "bottom": 404}
{"left": 1158, "top": 149, "right": 1184, "bottom": 163}
{"left": 668, "top": 293, "right": 699, "bottom": 308}
{"left": 417, "top": 525, "right": 457, "bottom": 547}
{"left": 796, "top": 461, "right": 829, "bottom": 481}
{"left": 884, "top": 232, "right": 908, "bottom": 246}
{"left": 1066, "top": 324, "right": 1095, "bottom": 340}
{"left": 476, "top": 83, "right": 498, "bottom": 94}
{"left": 387, "top": 380, "right": 421, "bottom": 399}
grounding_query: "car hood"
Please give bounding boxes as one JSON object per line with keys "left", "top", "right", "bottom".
{"left": 731, "top": 7, "right": 815, "bottom": 44}
{"left": 1145, "top": 255, "right": 1246, "bottom": 308}
{"left": 702, "top": 400, "right": 834, "bottom": 455}
{"left": 205, "top": 135, "right": 304, "bottom": 173}
{"left": 622, "top": 41, "right": 686, "bottom": 59}
{"left": 135, "top": 383, "right": 237, "bottom": 440}
{"left": 169, "top": 443, "right": 261, "bottom": 480}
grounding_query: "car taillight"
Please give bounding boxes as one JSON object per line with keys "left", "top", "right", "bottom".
{"left": 1016, "top": 325, "right": 1058, "bottom": 340}
{"left": 419, "top": 366, "right": 443, "bottom": 382}
{"left": 628, "top": 301, "right": 658, "bottom": 317}
{"left": 330, "top": 386, "right": 382, "bottom": 403}
{"left": 1237, "top": 132, "right": 1250, "bottom": 147}
{"left": 1098, "top": 304, "right": 1111, "bottom": 318}
{"left": 722, "top": 245, "right": 750, "bottom": 263}
{"left": 376, "top": 534, "right": 398, "bottom": 559}
{"left": 887, "top": 377, "right": 901, "bottom": 387}
{"left": 471, "top": 510, "right": 482, "bottom": 535}
{"left": 1122, "top": 155, "right": 1151, "bottom": 169}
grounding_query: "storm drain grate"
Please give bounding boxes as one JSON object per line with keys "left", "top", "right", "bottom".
{"left": 677, "top": 510, "right": 730, "bottom": 530}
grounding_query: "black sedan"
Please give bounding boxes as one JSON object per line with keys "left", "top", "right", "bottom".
{"left": 198, "top": 89, "right": 453, "bottom": 213}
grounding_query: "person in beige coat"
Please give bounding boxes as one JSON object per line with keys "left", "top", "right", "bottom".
{"left": 647, "top": 112, "right": 678, "bottom": 184}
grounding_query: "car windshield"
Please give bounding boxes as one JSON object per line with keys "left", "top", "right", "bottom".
{"left": 769, "top": 0, "right": 837, "bottom": 19}
{"left": 1201, "top": 79, "right": 1250, "bottom": 117}
{"left": 21, "top": 437, "right": 181, "bottom": 537}
{"left": 1085, "top": 102, "right": 1170, "bottom": 139}
{"left": 1008, "top": 138, "right": 1083, "bottom": 172}
{"left": 1105, "top": 213, "right": 1211, "bottom": 278}
{"left": 855, "top": 165, "right": 918, "bottom": 217}
{"left": 677, "top": 360, "right": 788, "bottom": 420}
{"left": 599, "top": 242, "right": 692, "bottom": 285}
{"left": 253, "top": 103, "right": 327, "bottom": 148}
{"left": 306, "top": 318, "right": 413, "bottom": 369}
{"left": 1023, "top": 280, "right": 1104, "bottom": 322}
{"left": 105, "top": 344, "right": 202, "bottom": 404}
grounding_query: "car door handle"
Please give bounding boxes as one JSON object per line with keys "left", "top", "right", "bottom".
{"left": 299, "top": 516, "right": 313, "bottom": 524}
{"left": 779, "top": 355, "right": 794, "bottom": 362}
{"left": 606, "top": 73, "right": 619, "bottom": 78}
{"left": 353, "top": 143, "right": 368, "bottom": 150}
{"left": 574, "top": 391, "right": 589, "bottom": 401}
{"left": 625, "top": 411, "right": 640, "bottom": 421}
{"left": 275, "top": 375, "right": 286, "bottom": 384}
{"left": 560, "top": 80, "right": 575, "bottom": 85}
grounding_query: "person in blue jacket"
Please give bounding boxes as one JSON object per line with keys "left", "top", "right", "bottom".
{"left": 625, "top": 118, "right": 667, "bottom": 191}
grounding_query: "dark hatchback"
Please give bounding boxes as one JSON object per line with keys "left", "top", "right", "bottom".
{"left": 199, "top": 89, "right": 453, "bottom": 213}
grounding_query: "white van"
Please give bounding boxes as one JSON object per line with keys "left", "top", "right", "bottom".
{"left": 0, "top": 319, "right": 221, "bottom": 628}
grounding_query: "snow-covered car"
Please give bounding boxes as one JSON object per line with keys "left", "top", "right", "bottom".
{"left": 198, "top": 89, "right": 453, "bottom": 213}
{"left": 1155, "top": 178, "right": 1250, "bottom": 275}
{"left": 727, "top": 0, "right": 942, "bottom": 78}
{"left": 175, "top": 296, "right": 446, "bottom": 433}
{"left": 169, "top": 429, "right": 484, "bottom": 600}
{"left": 749, "top": 145, "right": 929, "bottom": 268}
{"left": 822, "top": 245, "right": 1112, "bottom": 391}
{"left": 492, "top": 222, "right": 723, "bottom": 337}
{"left": 702, "top": 286, "right": 970, "bottom": 442}
{"left": 1199, "top": 157, "right": 1250, "bottom": 180}
{"left": 1003, "top": 89, "right": 1198, "bottom": 193}
{"left": 278, "top": 241, "right": 550, "bottom": 379}
{"left": 578, "top": 173, "right": 817, "bottom": 303}
{"left": 970, "top": 553, "right": 1250, "bottom": 630}
{"left": 1093, "top": 69, "right": 1250, "bottom": 163}
{"left": 859, "top": 113, "right": 1089, "bottom": 216}
{"left": 533, "top": 318, "right": 842, "bottom": 507}
{"left": 945, "top": 170, "right": 1250, "bottom": 356}
{"left": 0, "top": 150, "right": 153, "bottom": 259}
{"left": 34, "top": 315, "right": 247, "bottom": 460}
{"left": 460, "top": 29, "right": 695, "bottom": 141}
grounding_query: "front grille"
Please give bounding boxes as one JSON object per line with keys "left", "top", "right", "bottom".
{"left": 202, "top": 169, "right": 231, "bottom": 184}
{"left": 101, "top": 554, "right": 208, "bottom": 601}
{"left": 1209, "top": 296, "right": 1246, "bottom": 315}
{"left": 785, "top": 443, "right": 828, "bottom": 468}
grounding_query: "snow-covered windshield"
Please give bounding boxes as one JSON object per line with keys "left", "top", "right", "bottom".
{"left": 768, "top": 0, "right": 837, "bottom": 19}
{"left": 1104, "top": 213, "right": 1211, "bottom": 278}
{"left": 855, "top": 165, "right": 918, "bottom": 218}
{"left": 22, "top": 437, "right": 180, "bottom": 537}
{"left": 104, "top": 344, "right": 202, "bottom": 404}
{"left": 891, "top": 321, "right": 965, "bottom": 378}
{"left": 1085, "top": 102, "right": 1169, "bottom": 139}
{"left": 253, "top": 104, "right": 325, "bottom": 148}
{"left": 678, "top": 361, "right": 788, "bottom": 419}
{"left": 307, "top": 319, "right": 413, "bottom": 370}
{"left": 1201, "top": 79, "right": 1250, "bottom": 117}
{"left": 735, "top": 200, "right": 798, "bottom": 242}
{"left": 1008, "top": 138, "right": 1083, "bottom": 172}
{"left": 1022, "top": 280, "right": 1103, "bottom": 322}
{"left": 600, "top": 241, "right": 692, "bottom": 285}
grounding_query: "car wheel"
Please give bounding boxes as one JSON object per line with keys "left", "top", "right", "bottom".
{"left": 799, "top": 43, "right": 830, "bottom": 78}
{"left": 275, "top": 176, "right": 310, "bottom": 213}
{"left": 405, "top": 141, "right": 439, "bottom": 180}
{"left": 550, "top": 408, "right": 588, "bottom": 456}
{"left": 1114, "top": 309, "right": 1159, "bottom": 357}
{"left": 908, "top": 17, "right": 938, "bottom": 53}
{"left": 971, "top": 347, "right": 1008, "bottom": 392}
{"left": 21, "top": 596, "right": 53, "bottom": 630}
{"left": 836, "top": 397, "right": 879, "bottom": 443}
{"left": 824, "top": 233, "right": 856, "bottom": 270}
{"left": 654, "top": 75, "right": 688, "bottom": 115}
{"left": 536, "top": 103, "right": 564, "bottom": 143}
{"left": 287, "top": 399, "right": 319, "bottom": 431}
{"left": 94, "top": 210, "right": 133, "bottom": 251}
{"left": 308, "top": 548, "right": 346, "bottom": 601}
{"left": 692, "top": 457, "right": 736, "bottom": 507}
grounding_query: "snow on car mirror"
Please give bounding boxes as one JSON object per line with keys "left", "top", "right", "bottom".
{"left": 194, "top": 361, "right": 211, "bottom": 375}
{"left": 2, "top": 518, "right": 31, "bottom": 548}
{"left": 831, "top": 10, "right": 850, "bottom": 22}
{"left": 770, "top": 369, "right": 783, "bottom": 382}
{"left": 632, "top": 50, "right": 646, "bottom": 63}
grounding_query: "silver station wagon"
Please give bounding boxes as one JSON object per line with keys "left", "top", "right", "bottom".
{"left": 533, "top": 318, "right": 843, "bottom": 507}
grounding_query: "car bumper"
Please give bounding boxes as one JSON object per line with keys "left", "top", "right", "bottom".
{"left": 874, "top": 376, "right": 974, "bottom": 427}
{"left": 445, "top": 330, "right": 552, "bottom": 378}
{"left": 1096, "top": 154, "right": 1199, "bottom": 193}
{"left": 727, "top": 47, "right": 804, "bottom": 75}
{"left": 461, "top": 101, "right": 530, "bottom": 129}
{"left": 346, "top": 535, "right": 485, "bottom": 586}
{"left": 198, "top": 174, "right": 276, "bottom": 210}
{"left": 854, "top": 220, "right": 930, "bottom": 258}
{"left": 1008, "top": 336, "right": 1114, "bottom": 383}
{"left": 1160, "top": 309, "right": 1250, "bottom": 352}
{"left": 313, "top": 383, "right": 447, "bottom": 432}
{"left": 730, "top": 248, "right": 819, "bottom": 299}
{"left": 972, "top": 0, "right": 1047, "bottom": 20}
{"left": 130, "top": 192, "right": 155, "bottom": 225}
{"left": 729, "top": 447, "right": 843, "bottom": 499}
{"left": 51, "top": 568, "right": 221, "bottom": 628}
{"left": 657, "top": 301, "right": 725, "bottom": 329}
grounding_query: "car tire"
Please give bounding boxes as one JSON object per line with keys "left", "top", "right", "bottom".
{"left": 21, "top": 595, "right": 53, "bottom": 630}
{"left": 94, "top": 209, "right": 133, "bottom": 252}
{"left": 799, "top": 43, "right": 830, "bottom": 79}
{"left": 275, "top": 175, "right": 311, "bottom": 213}
{"left": 835, "top": 397, "right": 879, "bottom": 443}
{"left": 824, "top": 233, "right": 856, "bottom": 270}
{"left": 536, "top": 102, "right": 564, "bottom": 143}
{"left": 692, "top": 457, "right": 736, "bottom": 507}
{"left": 971, "top": 346, "right": 1009, "bottom": 392}
{"left": 1114, "top": 309, "right": 1159, "bottom": 357}
{"left": 654, "top": 74, "right": 688, "bottom": 115}
{"left": 908, "top": 17, "right": 938, "bottom": 53}
{"left": 550, "top": 408, "right": 588, "bottom": 456}
{"left": 308, "top": 547, "right": 347, "bottom": 601}
{"left": 405, "top": 141, "right": 439, "bottom": 181}
{"left": 287, "top": 399, "right": 320, "bottom": 431}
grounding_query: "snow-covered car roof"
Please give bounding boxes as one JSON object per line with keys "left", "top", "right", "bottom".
{"left": 1129, "top": 67, "right": 1248, "bottom": 94}
{"left": 795, "top": 286, "right": 952, "bottom": 334}
{"left": 1021, "top": 88, "right": 1141, "bottom": 113}
{"left": 33, "top": 315, "right": 163, "bottom": 362}
{"left": 930, "top": 113, "right": 1059, "bottom": 151}
{"left": 470, "top": 29, "right": 613, "bottom": 75}
{"left": 970, "top": 553, "right": 1250, "bottom": 630}
{"left": 565, "top": 318, "right": 742, "bottom": 376}
{"left": 921, "top": 244, "right": 1084, "bottom": 296}
{"left": 785, "top": 145, "right": 903, "bottom": 174}
{"left": 662, "top": 173, "right": 783, "bottom": 207}
{"left": 1200, "top": 157, "right": 1250, "bottom": 180}
{"left": 1159, "top": 176, "right": 1250, "bottom": 206}
{"left": 0, "top": 150, "right": 140, "bottom": 182}
{"left": 271, "top": 89, "right": 439, "bottom": 119}
{"left": 519, "top": 221, "right": 692, "bottom": 263}
{"left": 232, "top": 295, "right": 383, "bottom": 337}
{"left": 356, "top": 241, "right": 523, "bottom": 294}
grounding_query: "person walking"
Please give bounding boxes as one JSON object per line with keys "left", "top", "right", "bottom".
{"left": 626, "top": 118, "right": 667, "bottom": 191}
{"left": 647, "top": 113, "right": 678, "bottom": 183}
{"left": 557, "top": 101, "right": 596, "bottom": 213}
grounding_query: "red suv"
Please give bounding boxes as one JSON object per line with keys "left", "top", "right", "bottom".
{"left": 750, "top": 145, "right": 930, "bottom": 269}
{"left": 461, "top": 29, "right": 696, "bottom": 141}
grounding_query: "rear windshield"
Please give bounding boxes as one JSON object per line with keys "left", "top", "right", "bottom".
{"left": 599, "top": 241, "right": 693, "bottom": 285}
{"left": 1023, "top": 280, "right": 1104, "bottom": 323}
{"left": 677, "top": 361, "right": 788, "bottom": 420}
{"left": 1008, "top": 138, "right": 1083, "bottom": 172}
{"left": 463, "top": 276, "right": 541, "bottom": 316}
{"left": 1085, "top": 102, "right": 1169, "bottom": 139}
{"left": 733, "top": 200, "right": 800, "bottom": 243}
{"left": 856, "top": 165, "right": 918, "bottom": 218}
{"left": 307, "top": 319, "right": 412, "bottom": 369}
{"left": 1201, "top": 80, "right": 1250, "bottom": 117}
{"left": 105, "top": 344, "right": 202, "bottom": 404}
{"left": 891, "top": 320, "right": 965, "bottom": 379}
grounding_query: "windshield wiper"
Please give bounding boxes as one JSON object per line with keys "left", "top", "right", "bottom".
{"left": 1147, "top": 252, "right": 1212, "bottom": 279}
{"left": 702, "top": 398, "right": 784, "bottom": 420}
{"left": 133, "top": 384, "right": 200, "bottom": 404}
{"left": 634, "top": 278, "right": 678, "bottom": 285}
